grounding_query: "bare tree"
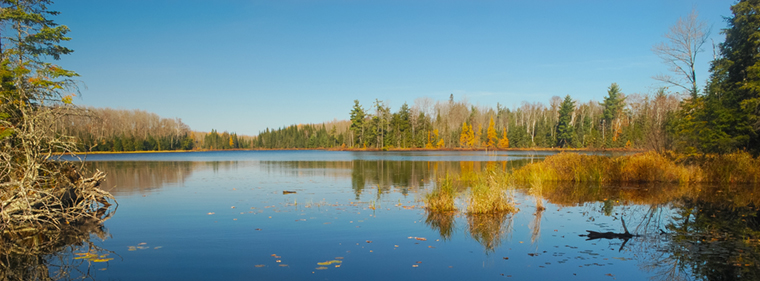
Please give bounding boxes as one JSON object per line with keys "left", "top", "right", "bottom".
{"left": 652, "top": 8, "right": 711, "bottom": 99}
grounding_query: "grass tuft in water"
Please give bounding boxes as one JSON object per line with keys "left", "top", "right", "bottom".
{"left": 465, "top": 169, "right": 518, "bottom": 214}
{"left": 424, "top": 175, "right": 457, "bottom": 212}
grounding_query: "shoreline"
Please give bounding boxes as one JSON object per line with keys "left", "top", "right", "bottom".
{"left": 67, "top": 147, "right": 646, "bottom": 155}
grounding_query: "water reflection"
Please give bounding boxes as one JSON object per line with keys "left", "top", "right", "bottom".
{"left": 87, "top": 161, "right": 196, "bottom": 195}
{"left": 466, "top": 212, "right": 514, "bottom": 253}
{"left": 0, "top": 215, "right": 114, "bottom": 280}
{"left": 79, "top": 155, "right": 760, "bottom": 280}
{"left": 424, "top": 211, "right": 456, "bottom": 241}
{"left": 534, "top": 182, "right": 760, "bottom": 280}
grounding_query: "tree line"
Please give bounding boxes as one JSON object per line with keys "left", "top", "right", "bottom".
{"left": 255, "top": 2, "right": 760, "bottom": 156}
{"left": 255, "top": 87, "right": 681, "bottom": 151}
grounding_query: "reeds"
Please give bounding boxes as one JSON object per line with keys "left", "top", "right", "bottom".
{"left": 698, "top": 152, "right": 760, "bottom": 184}
{"left": 424, "top": 169, "right": 518, "bottom": 214}
{"left": 424, "top": 175, "right": 457, "bottom": 212}
{"left": 511, "top": 151, "right": 760, "bottom": 185}
{"left": 466, "top": 169, "right": 517, "bottom": 214}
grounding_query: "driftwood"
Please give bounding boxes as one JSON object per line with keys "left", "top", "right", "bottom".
{"left": 580, "top": 218, "right": 639, "bottom": 251}
{"left": 1, "top": 168, "right": 116, "bottom": 234}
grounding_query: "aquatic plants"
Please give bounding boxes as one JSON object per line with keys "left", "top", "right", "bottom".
{"left": 424, "top": 175, "right": 457, "bottom": 212}
{"left": 465, "top": 169, "right": 517, "bottom": 214}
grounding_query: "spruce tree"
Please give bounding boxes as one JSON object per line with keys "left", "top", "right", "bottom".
{"left": 556, "top": 95, "right": 576, "bottom": 148}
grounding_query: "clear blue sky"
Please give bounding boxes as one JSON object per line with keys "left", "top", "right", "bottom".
{"left": 53, "top": 0, "right": 733, "bottom": 135}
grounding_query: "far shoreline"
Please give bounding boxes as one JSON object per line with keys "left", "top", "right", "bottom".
{"left": 66, "top": 147, "right": 646, "bottom": 155}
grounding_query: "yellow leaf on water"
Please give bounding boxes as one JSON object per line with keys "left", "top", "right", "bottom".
{"left": 91, "top": 258, "right": 113, "bottom": 263}
{"left": 254, "top": 265, "right": 266, "bottom": 268}
{"left": 317, "top": 260, "right": 342, "bottom": 266}
{"left": 315, "top": 267, "right": 328, "bottom": 270}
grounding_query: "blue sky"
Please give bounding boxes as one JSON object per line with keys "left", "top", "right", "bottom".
{"left": 53, "top": 0, "right": 733, "bottom": 135}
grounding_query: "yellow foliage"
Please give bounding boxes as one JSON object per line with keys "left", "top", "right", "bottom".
{"left": 487, "top": 117, "right": 497, "bottom": 148}
{"left": 61, "top": 94, "right": 73, "bottom": 104}
{"left": 459, "top": 122, "right": 471, "bottom": 147}
{"left": 436, "top": 138, "right": 444, "bottom": 148}
{"left": 498, "top": 130, "right": 509, "bottom": 149}
{"left": 426, "top": 131, "right": 434, "bottom": 148}
{"left": 472, "top": 124, "right": 481, "bottom": 147}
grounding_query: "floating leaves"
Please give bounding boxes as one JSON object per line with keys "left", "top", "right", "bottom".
{"left": 317, "top": 260, "right": 342, "bottom": 266}
{"left": 73, "top": 251, "right": 113, "bottom": 263}
{"left": 128, "top": 242, "right": 160, "bottom": 252}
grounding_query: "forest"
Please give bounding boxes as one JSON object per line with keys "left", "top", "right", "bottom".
{"left": 60, "top": 107, "right": 257, "bottom": 152}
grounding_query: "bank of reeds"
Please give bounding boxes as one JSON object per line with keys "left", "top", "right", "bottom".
{"left": 512, "top": 151, "right": 760, "bottom": 185}
{"left": 697, "top": 152, "right": 760, "bottom": 184}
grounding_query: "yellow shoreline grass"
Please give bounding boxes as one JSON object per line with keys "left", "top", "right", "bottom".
{"left": 513, "top": 151, "right": 760, "bottom": 184}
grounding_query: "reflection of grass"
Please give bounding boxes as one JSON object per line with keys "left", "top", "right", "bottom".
{"left": 467, "top": 212, "right": 512, "bottom": 252}
{"left": 424, "top": 211, "right": 456, "bottom": 241}
{"left": 424, "top": 175, "right": 457, "bottom": 212}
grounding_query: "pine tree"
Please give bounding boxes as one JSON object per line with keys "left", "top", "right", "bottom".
{"left": 556, "top": 95, "right": 576, "bottom": 148}
{"left": 600, "top": 83, "right": 625, "bottom": 145}
{"left": 349, "top": 100, "right": 365, "bottom": 147}
{"left": 698, "top": 0, "right": 760, "bottom": 153}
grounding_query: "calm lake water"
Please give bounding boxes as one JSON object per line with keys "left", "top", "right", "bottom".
{"left": 29, "top": 151, "right": 760, "bottom": 280}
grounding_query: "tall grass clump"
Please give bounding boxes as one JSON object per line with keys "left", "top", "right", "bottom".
{"left": 466, "top": 169, "right": 517, "bottom": 214}
{"left": 513, "top": 152, "right": 612, "bottom": 184}
{"left": 700, "top": 152, "right": 760, "bottom": 184}
{"left": 615, "top": 151, "right": 693, "bottom": 183}
{"left": 424, "top": 175, "right": 457, "bottom": 212}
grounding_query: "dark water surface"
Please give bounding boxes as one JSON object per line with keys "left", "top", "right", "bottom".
{"left": 31, "top": 151, "right": 760, "bottom": 280}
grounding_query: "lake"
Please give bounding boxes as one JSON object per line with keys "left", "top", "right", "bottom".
{"left": 15, "top": 150, "right": 760, "bottom": 280}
